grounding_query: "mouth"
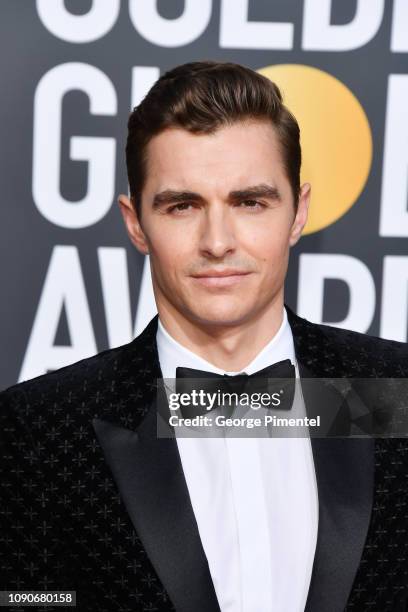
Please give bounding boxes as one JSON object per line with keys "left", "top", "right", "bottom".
{"left": 190, "top": 270, "right": 252, "bottom": 288}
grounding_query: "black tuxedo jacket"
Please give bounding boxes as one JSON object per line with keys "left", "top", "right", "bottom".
{"left": 1, "top": 305, "right": 408, "bottom": 612}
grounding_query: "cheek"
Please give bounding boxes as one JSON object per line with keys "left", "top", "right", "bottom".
{"left": 238, "top": 208, "right": 293, "bottom": 250}
{"left": 243, "top": 225, "right": 290, "bottom": 263}
{"left": 149, "top": 226, "right": 192, "bottom": 274}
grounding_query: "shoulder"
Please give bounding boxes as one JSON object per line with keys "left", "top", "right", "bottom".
{"left": 0, "top": 316, "right": 157, "bottom": 399}
{"left": 0, "top": 345, "right": 129, "bottom": 441}
{"left": 320, "top": 321, "right": 407, "bottom": 375}
{"left": 286, "top": 305, "right": 408, "bottom": 376}
{"left": 0, "top": 314, "right": 159, "bottom": 413}
{"left": 1, "top": 342, "right": 129, "bottom": 404}
{"left": 317, "top": 319, "right": 407, "bottom": 353}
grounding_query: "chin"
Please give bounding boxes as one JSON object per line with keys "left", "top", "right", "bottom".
{"left": 188, "top": 303, "right": 254, "bottom": 327}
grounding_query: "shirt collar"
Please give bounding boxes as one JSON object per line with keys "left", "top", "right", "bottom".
{"left": 156, "top": 307, "right": 295, "bottom": 380}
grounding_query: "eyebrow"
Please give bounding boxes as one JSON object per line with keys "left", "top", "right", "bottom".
{"left": 152, "top": 190, "right": 204, "bottom": 209}
{"left": 151, "top": 183, "right": 282, "bottom": 209}
{"left": 229, "top": 183, "right": 282, "bottom": 202}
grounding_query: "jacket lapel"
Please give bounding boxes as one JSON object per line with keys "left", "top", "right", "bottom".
{"left": 286, "top": 305, "right": 375, "bottom": 612}
{"left": 92, "top": 315, "right": 220, "bottom": 612}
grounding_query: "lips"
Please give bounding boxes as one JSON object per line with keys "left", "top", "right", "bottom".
{"left": 192, "top": 269, "right": 250, "bottom": 278}
{"left": 191, "top": 270, "right": 252, "bottom": 288}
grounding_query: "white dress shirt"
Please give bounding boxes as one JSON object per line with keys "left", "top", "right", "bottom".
{"left": 156, "top": 308, "right": 318, "bottom": 612}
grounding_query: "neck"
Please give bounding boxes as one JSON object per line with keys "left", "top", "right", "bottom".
{"left": 157, "top": 296, "right": 285, "bottom": 372}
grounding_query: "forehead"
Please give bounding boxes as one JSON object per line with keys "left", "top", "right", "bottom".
{"left": 142, "top": 120, "right": 288, "bottom": 193}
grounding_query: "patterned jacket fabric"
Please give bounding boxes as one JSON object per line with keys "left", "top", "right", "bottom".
{"left": 1, "top": 305, "right": 407, "bottom": 611}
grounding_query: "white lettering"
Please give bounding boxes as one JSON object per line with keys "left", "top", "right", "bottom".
{"left": 134, "top": 256, "right": 157, "bottom": 336}
{"left": 36, "top": 0, "right": 120, "bottom": 43}
{"left": 129, "top": 0, "right": 212, "bottom": 47}
{"left": 98, "top": 247, "right": 135, "bottom": 347}
{"left": 33, "top": 63, "right": 117, "bottom": 229}
{"left": 297, "top": 253, "right": 375, "bottom": 332}
{"left": 220, "top": 0, "right": 293, "bottom": 49}
{"left": 380, "top": 256, "right": 408, "bottom": 342}
{"left": 19, "top": 246, "right": 96, "bottom": 382}
{"left": 131, "top": 66, "right": 160, "bottom": 108}
{"left": 379, "top": 75, "right": 408, "bottom": 237}
{"left": 391, "top": 0, "right": 408, "bottom": 52}
{"left": 302, "top": 0, "right": 384, "bottom": 51}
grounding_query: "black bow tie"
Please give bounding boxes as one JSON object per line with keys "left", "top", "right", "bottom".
{"left": 174, "top": 359, "right": 295, "bottom": 418}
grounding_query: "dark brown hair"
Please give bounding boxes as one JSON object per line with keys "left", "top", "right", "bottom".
{"left": 126, "top": 61, "right": 301, "bottom": 216}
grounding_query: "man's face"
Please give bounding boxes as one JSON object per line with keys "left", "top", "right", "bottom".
{"left": 120, "top": 120, "right": 310, "bottom": 328}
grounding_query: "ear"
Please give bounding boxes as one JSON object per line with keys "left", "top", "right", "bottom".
{"left": 117, "top": 194, "right": 149, "bottom": 255}
{"left": 289, "top": 182, "right": 311, "bottom": 247}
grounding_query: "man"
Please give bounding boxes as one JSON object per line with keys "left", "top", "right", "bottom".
{"left": 1, "top": 61, "right": 407, "bottom": 612}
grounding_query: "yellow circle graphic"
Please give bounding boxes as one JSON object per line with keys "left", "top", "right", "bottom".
{"left": 257, "top": 64, "right": 372, "bottom": 234}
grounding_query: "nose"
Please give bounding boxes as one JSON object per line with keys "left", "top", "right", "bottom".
{"left": 198, "top": 202, "right": 236, "bottom": 259}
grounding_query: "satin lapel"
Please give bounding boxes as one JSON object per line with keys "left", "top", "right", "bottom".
{"left": 285, "top": 305, "right": 375, "bottom": 612}
{"left": 92, "top": 316, "right": 220, "bottom": 612}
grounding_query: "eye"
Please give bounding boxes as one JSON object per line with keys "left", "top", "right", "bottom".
{"left": 168, "top": 202, "right": 194, "bottom": 214}
{"left": 238, "top": 200, "right": 265, "bottom": 210}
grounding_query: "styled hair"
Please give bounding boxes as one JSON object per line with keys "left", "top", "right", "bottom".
{"left": 126, "top": 61, "right": 301, "bottom": 216}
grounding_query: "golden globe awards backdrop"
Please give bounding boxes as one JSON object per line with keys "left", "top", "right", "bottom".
{"left": 1, "top": 0, "right": 407, "bottom": 390}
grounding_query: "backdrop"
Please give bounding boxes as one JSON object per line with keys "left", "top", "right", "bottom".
{"left": 1, "top": 0, "right": 407, "bottom": 389}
